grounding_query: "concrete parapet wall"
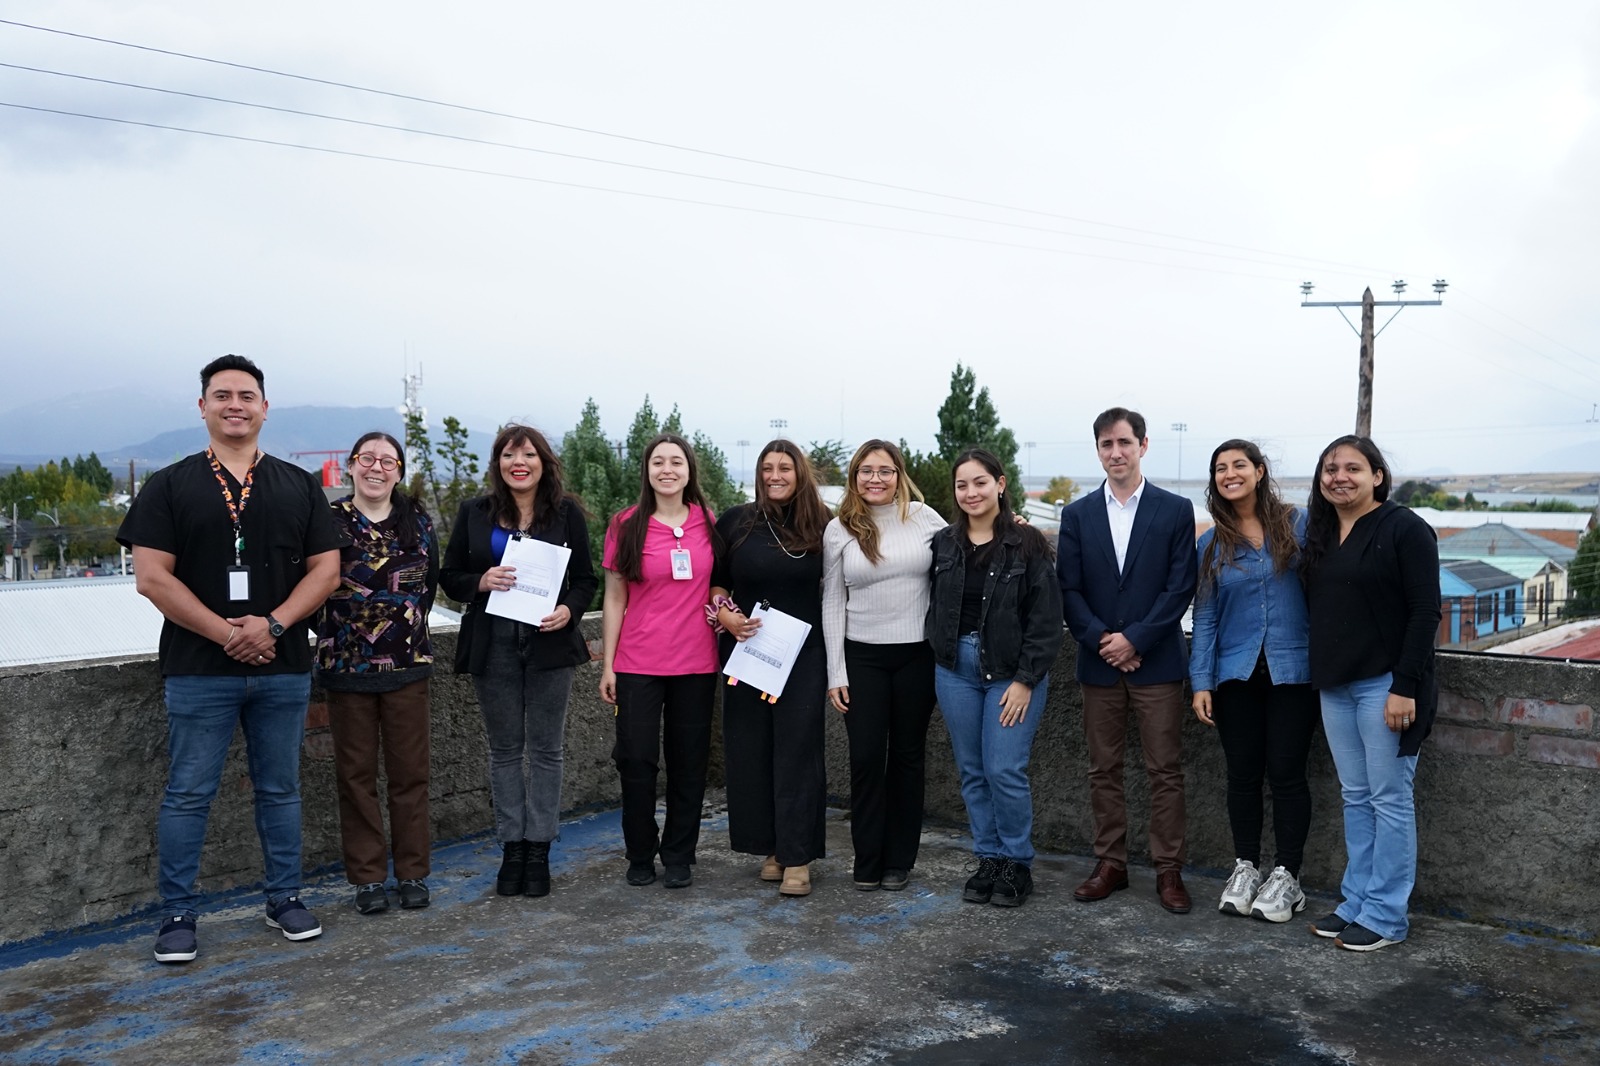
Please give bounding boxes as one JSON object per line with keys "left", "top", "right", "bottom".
{"left": 3, "top": 618, "right": 1598, "bottom": 944}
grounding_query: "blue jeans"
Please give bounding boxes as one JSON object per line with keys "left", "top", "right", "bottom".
{"left": 1320, "top": 673, "right": 1418, "bottom": 941}
{"left": 160, "top": 673, "right": 312, "bottom": 917}
{"left": 935, "top": 635, "right": 1049, "bottom": 865}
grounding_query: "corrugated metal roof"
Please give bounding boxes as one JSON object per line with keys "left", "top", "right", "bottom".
{"left": 0, "top": 577, "right": 461, "bottom": 670}
{"left": 1411, "top": 508, "right": 1594, "bottom": 533}
{"left": 1435, "top": 553, "right": 1562, "bottom": 580}
{"left": 1435, "top": 524, "right": 1577, "bottom": 564}
{"left": 1441, "top": 559, "right": 1520, "bottom": 591}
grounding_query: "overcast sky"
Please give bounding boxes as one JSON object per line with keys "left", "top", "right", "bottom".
{"left": 2, "top": 2, "right": 1598, "bottom": 482}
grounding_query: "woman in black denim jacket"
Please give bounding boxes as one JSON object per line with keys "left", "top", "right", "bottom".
{"left": 925, "top": 448, "right": 1063, "bottom": 907}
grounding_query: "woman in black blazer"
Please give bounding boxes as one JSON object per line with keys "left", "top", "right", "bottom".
{"left": 440, "top": 424, "right": 597, "bottom": 899}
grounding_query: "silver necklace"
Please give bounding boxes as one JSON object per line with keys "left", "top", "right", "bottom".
{"left": 765, "top": 512, "right": 806, "bottom": 560}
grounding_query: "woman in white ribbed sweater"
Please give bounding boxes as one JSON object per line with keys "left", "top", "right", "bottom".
{"left": 823, "top": 439, "right": 946, "bottom": 891}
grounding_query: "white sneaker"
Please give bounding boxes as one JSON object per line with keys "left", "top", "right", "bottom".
{"left": 1218, "top": 858, "right": 1260, "bottom": 916}
{"left": 1251, "top": 866, "right": 1306, "bottom": 923}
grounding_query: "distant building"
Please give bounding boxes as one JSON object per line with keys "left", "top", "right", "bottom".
{"left": 1439, "top": 559, "right": 1523, "bottom": 645}
{"left": 1410, "top": 509, "right": 1594, "bottom": 550}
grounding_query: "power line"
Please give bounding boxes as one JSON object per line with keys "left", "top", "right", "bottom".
{"left": 0, "top": 100, "right": 1314, "bottom": 282}
{"left": 0, "top": 17, "right": 1406, "bottom": 278}
{"left": 0, "top": 61, "right": 1386, "bottom": 279}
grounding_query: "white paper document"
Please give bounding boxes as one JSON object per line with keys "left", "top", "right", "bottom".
{"left": 722, "top": 604, "right": 812, "bottom": 701}
{"left": 486, "top": 536, "right": 572, "bottom": 626}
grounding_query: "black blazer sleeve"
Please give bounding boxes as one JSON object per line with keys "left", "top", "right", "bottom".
{"left": 561, "top": 500, "right": 598, "bottom": 616}
{"left": 439, "top": 499, "right": 485, "bottom": 604}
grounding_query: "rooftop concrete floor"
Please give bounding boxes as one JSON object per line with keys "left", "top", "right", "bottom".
{"left": 2, "top": 804, "right": 1596, "bottom": 1065}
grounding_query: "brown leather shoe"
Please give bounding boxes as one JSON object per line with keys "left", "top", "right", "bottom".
{"left": 1073, "top": 860, "right": 1129, "bottom": 902}
{"left": 1157, "top": 870, "right": 1192, "bottom": 914}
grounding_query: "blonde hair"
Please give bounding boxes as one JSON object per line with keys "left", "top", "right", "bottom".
{"left": 837, "top": 439, "right": 923, "bottom": 564}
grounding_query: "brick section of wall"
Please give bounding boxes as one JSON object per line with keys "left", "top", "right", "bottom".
{"left": 1526, "top": 735, "right": 1600, "bottom": 770}
{"left": 1493, "top": 698, "right": 1593, "bottom": 732}
{"left": 1436, "top": 692, "right": 1488, "bottom": 723}
{"left": 1431, "top": 723, "right": 1515, "bottom": 758}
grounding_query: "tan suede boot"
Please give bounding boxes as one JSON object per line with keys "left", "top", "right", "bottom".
{"left": 779, "top": 864, "right": 812, "bottom": 897}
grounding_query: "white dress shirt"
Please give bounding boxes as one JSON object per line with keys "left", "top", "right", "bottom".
{"left": 1103, "top": 478, "right": 1146, "bottom": 572}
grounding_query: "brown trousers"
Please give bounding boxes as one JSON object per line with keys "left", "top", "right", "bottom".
{"left": 1081, "top": 679, "right": 1187, "bottom": 872}
{"left": 326, "top": 679, "right": 432, "bottom": 884}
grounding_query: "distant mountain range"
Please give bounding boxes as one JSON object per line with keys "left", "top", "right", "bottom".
{"left": 0, "top": 394, "right": 498, "bottom": 474}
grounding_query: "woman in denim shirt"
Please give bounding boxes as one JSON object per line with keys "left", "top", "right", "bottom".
{"left": 1188, "top": 439, "right": 1317, "bottom": 924}
{"left": 926, "top": 448, "right": 1062, "bottom": 908}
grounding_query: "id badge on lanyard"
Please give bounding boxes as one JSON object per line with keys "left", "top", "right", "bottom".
{"left": 670, "top": 524, "right": 692, "bottom": 581}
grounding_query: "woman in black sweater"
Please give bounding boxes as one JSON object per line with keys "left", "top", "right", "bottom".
{"left": 1301, "top": 435, "right": 1439, "bottom": 952}
{"left": 708, "top": 439, "right": 832, "bottom": 897}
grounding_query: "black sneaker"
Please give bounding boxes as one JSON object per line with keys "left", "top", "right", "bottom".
{"left": 153, "top": 916, "right": 198, "bottom": 963}
{"left": 990, "top": 860, "right": 1033, "bottom": 908}
{"left": 398, "top": 879, "right": 430, "bottom": 910}
{"left": 880, "top": 869, "right": 910, "bottom": 891}
{"left": 627, "top": 860, "right": 657, "bottom": 886}
{"left": 663, "top": 864, "right": 693, "bottom": 889}
{"left": 497, "top": 841, "right": 529, "bottom": 896}
{"left": 1309, "top": 912, "right": 1349, "bottom": 939}
{"left": 963, "top": 857, "right": 999, "bottom": 904}
{"left": 354, "top": 883, "right": 389, "bottom": 915}
{"left": 1335, "top": 923, "right": 1399, "bottom": 952}
{"left": 265, "top": 896, "right": 323, "bottom": 941}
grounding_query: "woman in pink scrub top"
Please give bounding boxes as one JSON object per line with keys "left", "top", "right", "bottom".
{"left": 600, "top": 432, "right": 722, "bottom": 891}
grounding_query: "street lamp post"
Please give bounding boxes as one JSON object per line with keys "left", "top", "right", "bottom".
{"left": 35, "top": 508, "right": 64, "bottom": 575}
{"left": 736, "top": 439, "right": 750, "bottom": 488}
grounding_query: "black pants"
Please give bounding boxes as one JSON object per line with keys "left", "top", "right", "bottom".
{"left": 723, "top": 643, "right": 828, "bottom": 866}
{"left": 842, "top": 639, "right": 936, "bottom": 880}
{"left": 612, "top": 672, "right": 716, "bottom": 866}
{"left": 1213, "top": 658, "right": 1319, "bottom": 875}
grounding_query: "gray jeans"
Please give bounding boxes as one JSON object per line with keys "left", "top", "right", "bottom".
{"left": 473, "top": 616, "right": 575, "bottom": 844}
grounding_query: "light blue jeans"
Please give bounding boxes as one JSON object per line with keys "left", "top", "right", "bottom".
{"left": 160, "top": 673, "right": 312, "bottom": 918}
{"left": 1320, "top": 672, "right": 1418, "bottom": 941}
{"left": 935, "top": 635, "right": 1049, "bottom": 865}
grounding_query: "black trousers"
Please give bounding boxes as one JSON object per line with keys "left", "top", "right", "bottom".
{"left": 723, "top": 643, "right": 828, "bottom": 866}
{"left": 842, "top": 639, "right": 936, "bottom": 880}
{"left": 612, "top": 672, "right": 716, "bottom": 866}
{"left": 1213, "top": 658, "right": 1320, "bottom": 875}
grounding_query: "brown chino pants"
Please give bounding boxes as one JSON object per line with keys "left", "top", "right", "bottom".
{"left": 1081, "top": 679, "right": 1186, "bottom": 872}
{"left": 326, "top": 679, "right": 432, "bottom": 884}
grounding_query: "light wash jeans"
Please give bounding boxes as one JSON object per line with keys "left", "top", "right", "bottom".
{"left": 160, "top": 673, "right": 312, "bottom": 917}
{"left": 935, "top": 635, "right": 1049, "bottom": 865}
{"left": 1320, "top": 672, "right": 1418, "bottom": 941}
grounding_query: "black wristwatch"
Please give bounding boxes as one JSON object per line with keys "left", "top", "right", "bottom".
{"left": 266, "top": 614, "right": 286, "bottom": 638}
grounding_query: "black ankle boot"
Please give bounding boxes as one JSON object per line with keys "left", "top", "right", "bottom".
{"left": 496, "top": 840, "right": 529, "bottom": 896}
{"left": 524, "top": 841, "right": 551, "bottom": 898}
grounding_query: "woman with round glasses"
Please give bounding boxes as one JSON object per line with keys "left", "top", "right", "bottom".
{"left": 823, "top": 439, "right": 945, "bottom": 891}
{"left": 315, "top": 432, "right": 439, "bottom": 914}
{"left": 440, "top": 424, "right": 597, "bottom": 900}
{"left": 708, "top": 439, "right": 831, "bottom": 897}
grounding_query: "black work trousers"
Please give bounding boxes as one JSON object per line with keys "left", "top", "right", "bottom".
{"left": 842, "top": 639, "right": 936, "bottom": 881}
{"left": 723, "top": 643, "right": 828, "bottom": 866}
{"left": 1213, "top": 657, "right": 1320, "bottom": 876}
{"left": 612, "top": 672, "right": 716, "bottom": 866}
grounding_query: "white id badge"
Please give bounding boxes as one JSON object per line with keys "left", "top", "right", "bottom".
{"left": 670, "top": 548, "right": 693, "bottom": 580}
{"left": 228, "top": 565, "right": 251, "bottom": 601}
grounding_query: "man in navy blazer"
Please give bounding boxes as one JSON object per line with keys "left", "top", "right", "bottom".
{"left": 1057, "top": 407, "right": 1198, "bottom": 914}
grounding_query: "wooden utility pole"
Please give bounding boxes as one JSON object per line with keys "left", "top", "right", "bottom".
{"left": 1301, "top": 279, "right": 1447, "bottom": 438}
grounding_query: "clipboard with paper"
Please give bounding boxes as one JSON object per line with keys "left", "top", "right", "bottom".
{"left": 486, "top": 535, "right": 571, "bottom": 625}
{"left": 722, "top": 603, "right": 812, "bottom": 702}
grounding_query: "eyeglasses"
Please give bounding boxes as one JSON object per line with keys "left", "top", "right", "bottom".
{"left": 857, "top": 467, "right": 898, "bottom": 482}
{"left": 353, "top": 453, "right": 400, "bottom": 471}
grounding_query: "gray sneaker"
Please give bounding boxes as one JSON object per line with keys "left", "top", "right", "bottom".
{"left": 1218, "top": 858, "right": 1260, "bottom": 916}
{"left": 1251, "top": 867, "right": 1306, "bottom": 923}
{"left": 265, "top": 896, "right": 323, "bottom": 941}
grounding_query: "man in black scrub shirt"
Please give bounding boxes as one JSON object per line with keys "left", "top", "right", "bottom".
{"left": 118, "top": 354, "right": 342, "bottom": 964}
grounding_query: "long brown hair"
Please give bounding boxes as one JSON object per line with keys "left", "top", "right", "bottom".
{"left": 837, "top": 439, "right": 923, "bottom": 565}
{"left": 487, "top": 423, "right": 566, "bottom": 532}
{"left": 1201, "top": 438, "right": 1298, "bottom": 584}
{"left": 729, "top": 439, "right": 829, "bottom": 555}
{"left": 609, "top": 432, "right": 719, "bottom": 583}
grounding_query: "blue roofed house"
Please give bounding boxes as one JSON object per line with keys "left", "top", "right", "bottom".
{"left": 1439, "top": 559, "right": 1523, "bottom": 645}
{"left": 1435, "top": 523, "right": 1575, "bottom": 625}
